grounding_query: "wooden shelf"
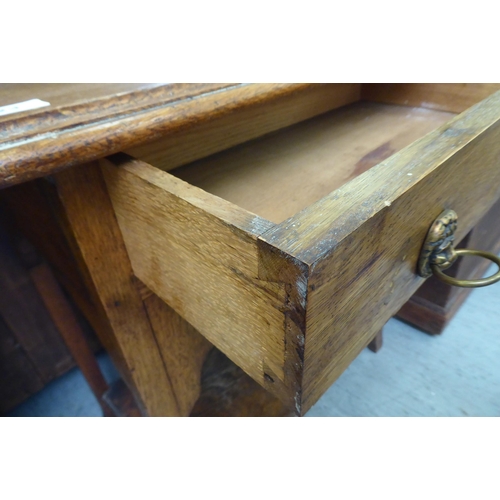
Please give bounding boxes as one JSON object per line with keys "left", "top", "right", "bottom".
{"left": 172, "top": 102, "right": 455, "bottom": 223}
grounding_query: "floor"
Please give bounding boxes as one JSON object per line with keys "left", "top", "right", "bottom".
{"left": 8, "top": 265, "right": 500, "bottom": 417}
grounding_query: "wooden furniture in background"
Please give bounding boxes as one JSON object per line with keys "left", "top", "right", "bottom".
{"left": 1, "top": 83, "right": 500, "bottom": 416}
{"left": 0, "top": 217, "right": 108, "bottom": 414}
{"left": 397, "top": 197, "right": 500, "bottom": 334}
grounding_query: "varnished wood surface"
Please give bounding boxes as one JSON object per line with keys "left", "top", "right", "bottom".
{"left": 0, "top": 84, "right": 232, "bottom": 145}
{"left": 362, "top": 83, "right": 500, "bottom": 113}
{"left": 0, "top": 83, "right": 346, "bottom": 188}
{"left": 0, "top": 83, "right": 165, "bottom": 119}
{"left": 174, "top": 102, "right": 454, "bottom": 223}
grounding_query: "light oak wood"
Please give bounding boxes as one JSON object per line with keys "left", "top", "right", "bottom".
{"left": 101, "top": 154, "right": 293, "bottom": 403}
{"left": 54, "top": 162, "right": 180, "bottom": 416}
{"left": 173, "top": 102, "right": 454, "bottom": 223}
{"left": 126, "top": 84, "right": 361, "bottom": 174}
{"left": 362, "top": 83, "right": 500, "bottom": 113}
{"left": 5, "top": 84, "right": 500, "bottom": 417}
{"left": 261, "top": 90, "right": 500, "bottom": 412}
{"left": 141, "top": 291, "right": 213, "bottom": 416}
{"left": 107, "top": 89, "right": 500, "bottom": 414}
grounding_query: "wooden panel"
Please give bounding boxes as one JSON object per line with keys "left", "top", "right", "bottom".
{"left": 127, "top": 83, "right": 361, "bottom": 174}
{"left": 0, "top": 84, "right": 231, "bottom": 137}
{"left": 54, "top": 162, "right": 180, "bottom": 416}
{"left": 0, "top": 83, "right": 163, "bottom": 113}
{"left": 259, "top": 90, "right": 500, "bottom": 413}
{"left": 0, "top": 84, "right": 354, "bottom": 188}
{"left": 101, "top": 155, "right": 293, "bottom": 404}
{"left": 362, "top": 83, "right": 500, "bottom": 113}
{"left": 174, "top": 102, "right": 453, "bottom": 223}
{"left": 142, "top": 291, "right": 213, "bottom": 416}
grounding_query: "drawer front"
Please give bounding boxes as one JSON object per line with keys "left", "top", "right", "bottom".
{"left": 103, "top": 89, "right": 500, "bottom": 415}
{"left": 260, "top": 90, "right": 500, "bottom": 412}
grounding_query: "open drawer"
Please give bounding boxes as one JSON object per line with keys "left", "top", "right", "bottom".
{"left": 101, "top": 84, "right": 500, "bottom": 415}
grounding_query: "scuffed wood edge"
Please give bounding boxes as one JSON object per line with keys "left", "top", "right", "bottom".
{"left": 0, "top": 84, "right": 317, "bottom": 188}
{"left": 257, "top": 240, "right": 310, "bottom": 414}
{"left": 261, "top": 90, "right": 500, "bottom": 265}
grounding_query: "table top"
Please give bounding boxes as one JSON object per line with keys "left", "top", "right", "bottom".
{"left": 0, "top": 83, "right": 309, "bottom": 188}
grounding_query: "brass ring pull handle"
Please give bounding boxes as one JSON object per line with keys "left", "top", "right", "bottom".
{"left": 418, "top": 210, "right": 500, "bottom": 288}
{"left": 432, "top": 249, "right": 500, "bottom": 288}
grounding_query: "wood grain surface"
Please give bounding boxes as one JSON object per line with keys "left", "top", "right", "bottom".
{"left": 0, "top": 84, "right": 231, "bottom": 138}
{"left": 174, "top": 102, "right": 453, "bottom": 222}
{"left": 126, "top": 84, "right": 361, "bottom": 173}
{"left": 259, "top": 90, "right": 500, "bottom": 413}
{"left": 141, "top": 291, "right": 213, "bottom": 416}
{"left": 0, "top": 83, "right": 352, "bottom": 188}
{"left": 54, "top": 162, "right": 180, "bottom": 416}
{"left": 110, "top": 90, "right": 500, "bottom": 413}
{"left": 4, "top": 83, "right": 499, "bottom": 416}
{"left": 101, "top": 154, "right": 293, "bottom": 404}
{"left": 362, "top": 83, "right": 500, "bottom": 113}
{"left": 0, "top": 83, "right": 164, "bottom": 112}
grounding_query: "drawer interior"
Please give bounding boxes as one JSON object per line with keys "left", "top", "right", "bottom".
{"left": 103, "top": 84, "right": 500, "bottom": 414}
{"left": 169, "top": 101, "right": 455, "bottom": 223}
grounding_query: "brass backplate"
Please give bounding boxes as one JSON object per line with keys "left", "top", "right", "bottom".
{"left": 418, "top": 209, "right": 458, "bottom": 278}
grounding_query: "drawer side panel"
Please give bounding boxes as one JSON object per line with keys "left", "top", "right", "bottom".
{"left": 101, "top": 156, "right": 293, "bottom": 405}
